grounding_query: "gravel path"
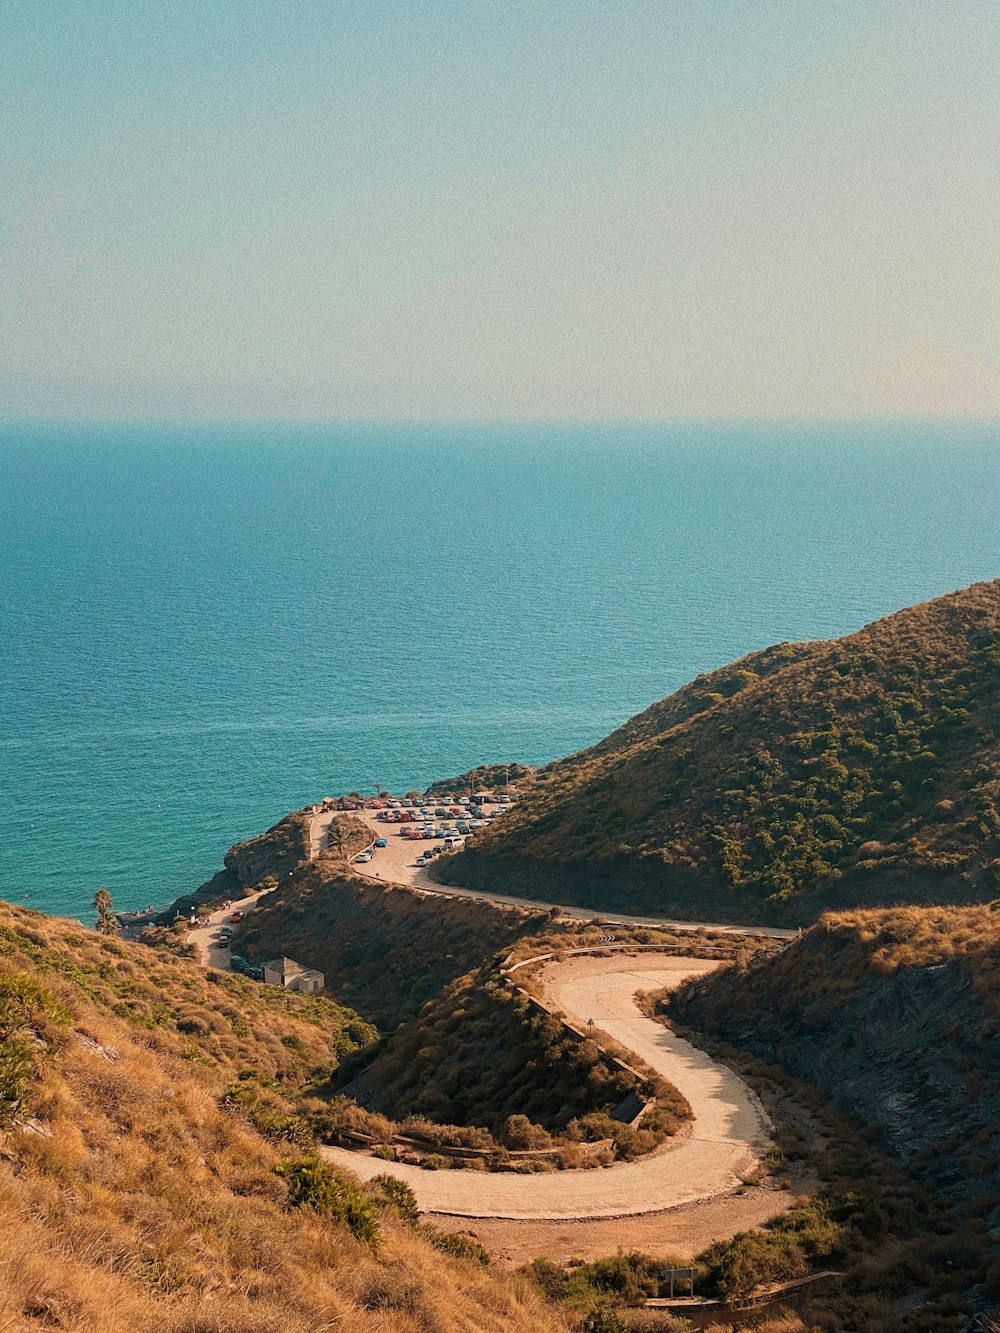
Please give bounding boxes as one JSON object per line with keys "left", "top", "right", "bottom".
{"left": 345, "top": 809, "right": 795, "bottom": 940}
{"left": 319, "top": 953, "right": 772, "bottom": 1220}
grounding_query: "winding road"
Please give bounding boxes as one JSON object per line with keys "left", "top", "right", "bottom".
{"left": 311, "top": 807, "right": 797, "bottom": 941}
{"left": 319, "top": 952, "right": 771, "bottom": 1220}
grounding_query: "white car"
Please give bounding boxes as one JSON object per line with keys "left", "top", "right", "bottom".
{"left": 356, "top": 851, "right": 373, "bottom": 864}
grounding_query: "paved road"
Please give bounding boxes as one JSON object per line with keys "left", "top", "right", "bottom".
{"left": 331, "top": 808, "right": 796, "bottom": 941}
{"left": 319, "top": 952, "right": 772, "bottom": 1220}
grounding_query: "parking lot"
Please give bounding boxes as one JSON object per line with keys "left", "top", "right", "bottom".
{"left": 346, "top": 792, "right": 517, "bottom": 889}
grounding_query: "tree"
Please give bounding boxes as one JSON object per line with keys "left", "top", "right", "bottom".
{"left": 93, "top": 887, "right": 121, "bottom": 937}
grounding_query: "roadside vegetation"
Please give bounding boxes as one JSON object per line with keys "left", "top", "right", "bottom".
{"left": 0, "top": 902, "right": 564, "bottom": 1333}
{"left": 234, "top": 863, "right": 544, "bottom": 1028}
{"left": 523, "top": 1048, "right": 992, "bottom": 1330}
{"left": 445, "top": 580, "right": 1000, "bottom": 921}
{"left": 667, "top": 906, "right": 1000, "bottom": 1231}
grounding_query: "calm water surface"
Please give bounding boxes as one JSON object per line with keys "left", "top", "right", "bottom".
{"left": 1, "top": 423, "right": 997, "bottom": 918}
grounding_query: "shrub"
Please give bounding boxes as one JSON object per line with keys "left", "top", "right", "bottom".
{"left": 420, "top": 1226, "right": 490, "bottom": 1265}
{"left": 276, "top": 1155, "right": 381, "bottom": 1247}
{"left": 422, "top": 1154, "right": 451, "bottom": 1171}
{"left": 368, "top": 1173, "right": 419, "bottom": 1226}
{"left": 0, "top": 972, "right": 70, "bottom": 1126}
{"left": 501, "top": 1114, "right": 552, "bottom": 1150}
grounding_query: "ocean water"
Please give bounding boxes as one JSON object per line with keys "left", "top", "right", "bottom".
{"left": 1, "top": 422, "right": 997, "bottom": 920}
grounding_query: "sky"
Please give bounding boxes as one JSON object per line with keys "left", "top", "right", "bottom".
{"left": 2, "top": 1, "right": 1000, "bottom": 423}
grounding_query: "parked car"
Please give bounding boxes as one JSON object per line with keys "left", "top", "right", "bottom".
{"left": 216, "top": 937, "right": 230, "bottom": 949}
{"left": 375, "top": 837, "right": 387, "bottom": 848}
{"left": 230, "top": 955, "right": 250, "bottom": 973}
{"left": 247, "top": 965, "right": 264, "bottom": 981}
{"left": 356, "top": 851, "right": 373, "bottom": 863}
{"left": 230, "top": 910, "right": 245, "bottom": 922}
{"left": 218, "top": 925, "right": 233, "bottom": 938}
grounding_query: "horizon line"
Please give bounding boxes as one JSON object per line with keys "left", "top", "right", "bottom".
{"left": 3, "top": 414, "right": 1000, "bottom": 432}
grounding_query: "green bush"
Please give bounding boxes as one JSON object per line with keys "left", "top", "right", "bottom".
{"left": 0, "top": 972, "right": 70, "bottom": 1126}
{"left": 420, "top": 1225, "right": 490, "bottom": 1266}
{"left": 276, "top": 1155, "right": 381, "bottom": 1248}
{"left": 368, "top": 1173, "right": 419, "bottom": 1226}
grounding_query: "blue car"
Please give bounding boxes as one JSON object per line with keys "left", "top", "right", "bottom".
{"left": 375, "top": 838, "right": 387, "bottom": 848}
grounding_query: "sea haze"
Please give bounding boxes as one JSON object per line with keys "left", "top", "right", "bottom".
{"left": 1, "top": 422, "right": 997, "bottom": 919}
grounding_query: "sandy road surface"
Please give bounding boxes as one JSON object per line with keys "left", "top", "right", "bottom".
{"left": 319, "top": 953, "right": 771, "bottom": 1220}
{"left": 340, "top": 808, "right": 795, "bottom": 940}
{"left": 187, "top": 888, "right": 269, "bottom": 969}
{"left": 435, "top": 1179, "right": 811, "bottom": 1265}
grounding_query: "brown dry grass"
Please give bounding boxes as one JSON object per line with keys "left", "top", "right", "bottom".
{"left": 0, "top": 904, "right": 566, "bottom": 1333}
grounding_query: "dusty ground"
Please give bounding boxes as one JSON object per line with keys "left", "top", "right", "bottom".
{"left": 430, "top": 1177, "right": 812, "bottom": 1265}
{"left": 187, "top": 888, "right": 269, "bottom": 969}
{"left": 320, "top": 952, "right": 773, "bottom": 1219}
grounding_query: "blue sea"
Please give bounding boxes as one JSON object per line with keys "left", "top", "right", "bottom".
{"left": 1, "top": 423, "right": 997, "bottom": 920}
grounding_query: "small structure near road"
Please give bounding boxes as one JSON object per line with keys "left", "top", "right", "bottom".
{"left": 262, "top": 956, "right": 324, "bottom": 994}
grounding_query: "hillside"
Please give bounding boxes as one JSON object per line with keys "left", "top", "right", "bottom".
{"left": 234, "top": 863, "right": 546, "bottom": 1028}
{"left": 0, "top": 903, "right": 563, "bottom": 1333}
{"left": 439, "top": 580, "right": 1000, "bottom": 923}
{"left": 162, "top": 811, "right": 372, "bottom": 923}
{"left": 321, "top": 921, "right": 774, "bottom": 1168}
{"left": 669, "top": 904, "right": 1000, "bottom": 1225}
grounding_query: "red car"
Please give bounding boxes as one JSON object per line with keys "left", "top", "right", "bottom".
{"left": 230, "top": 910, "right": 245, "bottom": 923}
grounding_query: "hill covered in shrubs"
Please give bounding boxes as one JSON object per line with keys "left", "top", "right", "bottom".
{"left": 441, "top": 580, "right": 1000, "bottom": 923}
{"left": 0, "top": 903, "right": 561, "bottom": 1333}
{"left": 669, "top": 904, "right": 1000, "bottom": 1227}
{"left": 235, "top": 864, "right": 545, "bottom": 1028}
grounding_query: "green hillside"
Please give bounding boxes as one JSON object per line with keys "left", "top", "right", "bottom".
{"left": 440, "top": 580, "right": 1000, "bottom": 922}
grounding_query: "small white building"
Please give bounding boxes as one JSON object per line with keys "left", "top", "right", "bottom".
{"left": 262, "top": 956, "right": 325, "bottom": 994}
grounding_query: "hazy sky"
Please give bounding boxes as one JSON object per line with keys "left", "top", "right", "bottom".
{"left": 3, "top": 2, "right": 1000, "bottom": 422}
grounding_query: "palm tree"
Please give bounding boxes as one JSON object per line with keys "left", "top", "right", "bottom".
{"left": 92, "top": 887, "right": 121, "bottom": 937}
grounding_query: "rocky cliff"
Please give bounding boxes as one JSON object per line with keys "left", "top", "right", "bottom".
{"left": 672, "top": 905, "right": 1000, "bottom": 1225}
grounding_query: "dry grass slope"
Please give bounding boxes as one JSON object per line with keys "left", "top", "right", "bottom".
{"left": 0, "top": 904, "right": 565, "bottom": 1333}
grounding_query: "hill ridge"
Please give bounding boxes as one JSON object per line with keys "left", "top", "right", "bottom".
{"left": 438, "top": 579, "right": 1000, "bottom": 922}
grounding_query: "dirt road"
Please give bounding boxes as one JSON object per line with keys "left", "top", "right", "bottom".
{"left": 342, "top": 808, "right": 795, "bottom": 940}
{"left": 187, "top": 888, "right": 268, "bottom": 969}
{"left": 319, "top": 952, "right": 771, "bottom": 1220}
